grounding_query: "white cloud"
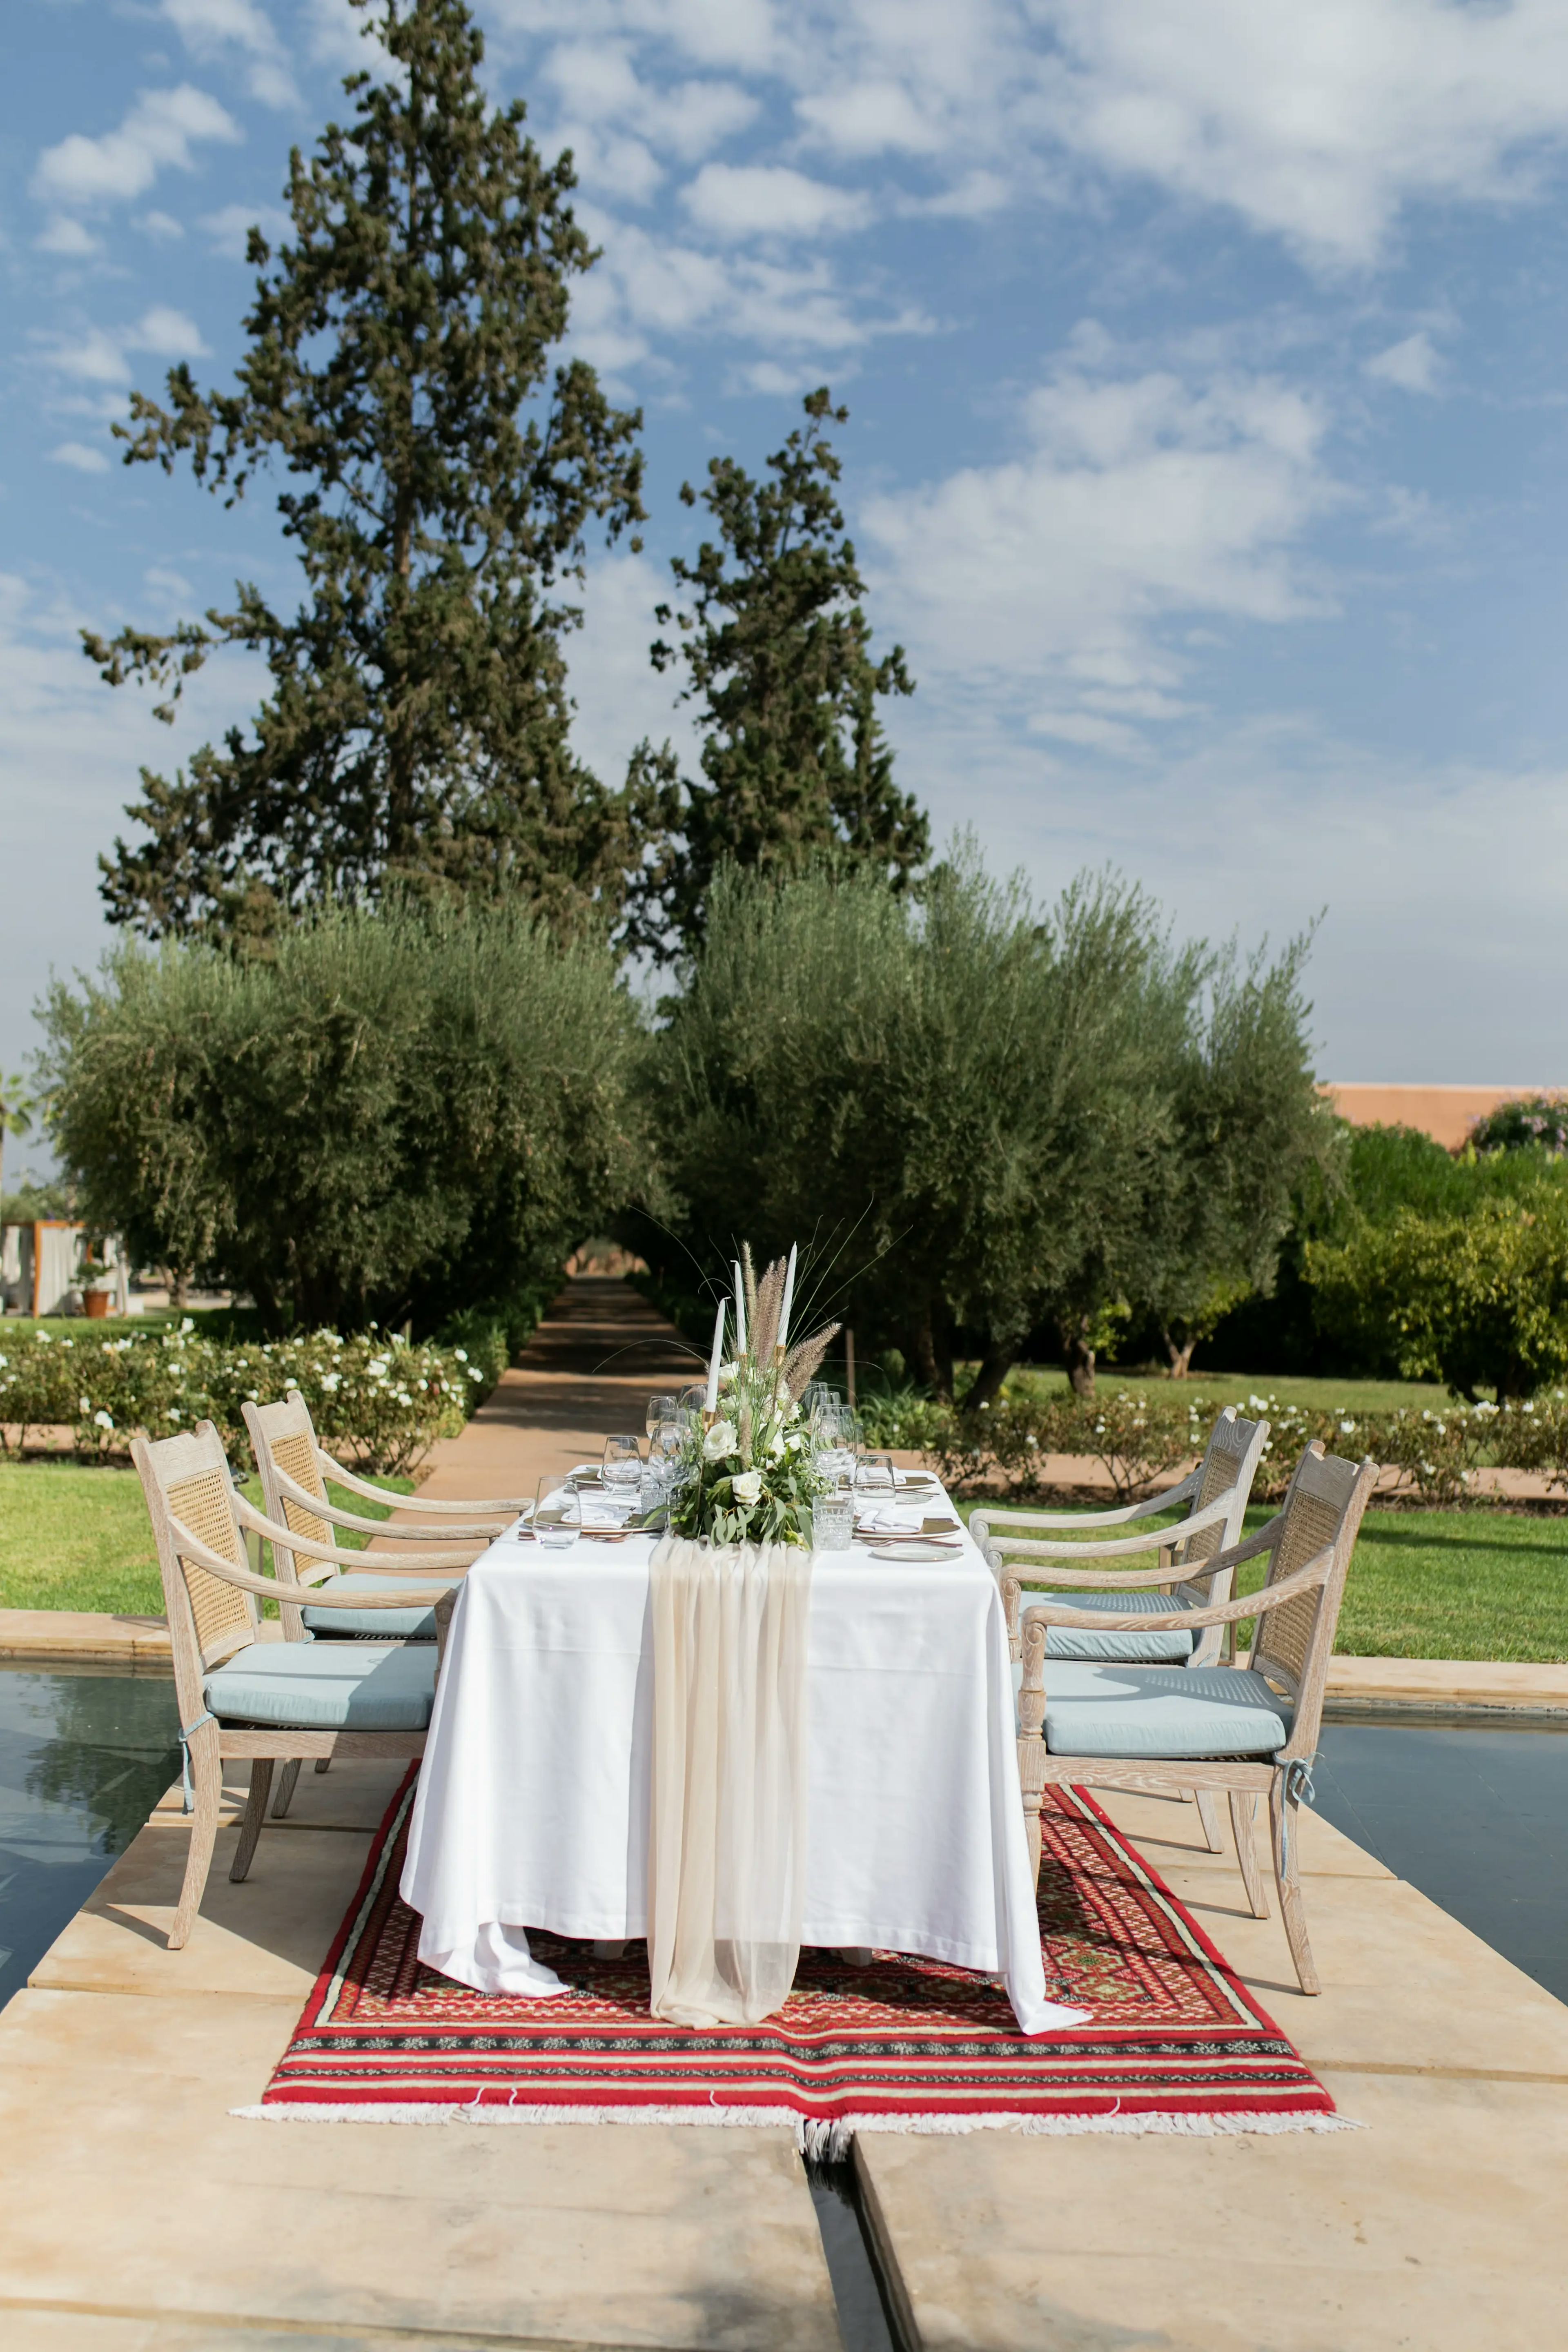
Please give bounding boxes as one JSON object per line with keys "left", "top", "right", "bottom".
{"left": 35, "top": 216, "right": 102, "bottom": 257}
{"left": 565, "top": 550, "right": 702, "bottom": 789}
{"left": 126, "top": 305, "right": 210, "bottom": 359}
{"left": 161, "top": 0, "right": 299, "bottom": 109}
{"left": 144, "top": 566, "right": 195, "bottom": 601}
{"left": 660, "top": 80, "right": 761, "bottom": 162}
{"left": 861, "top": 340, "right": 1336, "bottom": 748}
{"left": 49, "top": 443, "right": 112, "bottom": 476}
{"left": 681, "top": 162, "right": 872, "bottom": 242}
{"left": 32, "top": 86, "right": 241, "bottom": 211}
{"left": 1365, "top": 331, "right": 1442, "bottom": 394}
{"left": 1039, "top": 0, "right": 1568, "bottom": 270}
{"left": 201, "top": 201, "right": 293, "bottom": 257}
{"left": 137, "top": 211, "right": 186, "bottom": 241}
{"left": 796, "top": 79, "right": 944, "bottom": 159}
{"left": 39, "top": 330, "right": 131, "bottom": 386}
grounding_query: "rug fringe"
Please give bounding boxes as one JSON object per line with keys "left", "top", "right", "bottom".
{"left": 232, "top": 2102, "right": 1361, "bottom": 2150}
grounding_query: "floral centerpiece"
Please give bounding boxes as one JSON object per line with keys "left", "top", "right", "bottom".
{"left": 667, "top": 1244, "right": 840, "bottom": 1547}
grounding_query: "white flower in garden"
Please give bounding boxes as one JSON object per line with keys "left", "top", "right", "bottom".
{"left": 180, "top": 1317, "right": 194, "bottom": 1333}
{"left": 167, "top": 1408, "right": 181, "bottom": 1422}
{"left": 93, "top": 1410, "right": 114, "bottom": 1430}
{"left": 319, "top": 1372, "right": 341, "bottom": 1392}
{"left": 1339, "top": 1420, "right": 1355, "bottom": 1435}
{"left": 732, "top": 1470, "right": 763, "bottom": 1505}
{"left": 34, "top": 1331, "right": 50, "bottom": 1345}
{"left": 468, "top": 1364, "right": 483, "bottom": 1381}
{"left": 79, "top": 1394, "right": 91, "bottom": 1413}
{"left": 703, "top": 1419, "right": 737, "bottom": 1460}
{"left": 453, "top": 1347, "right": 468, "bottom": 1362}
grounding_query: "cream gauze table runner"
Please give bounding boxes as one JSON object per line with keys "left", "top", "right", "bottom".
{"left": 647, "top": 1536, "right": 812, "bottom": 2027}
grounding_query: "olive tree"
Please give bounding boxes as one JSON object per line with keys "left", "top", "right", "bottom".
{"left": 41, "top": 902, "right": 649, "bottom": 1332}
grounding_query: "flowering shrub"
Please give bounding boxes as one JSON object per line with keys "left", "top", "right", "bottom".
{"left": 859, "top": 1381, "right": 1565, "bottom": 1509}
{"left": 0, "top": 1322, "right": 492, "bottom": 1474}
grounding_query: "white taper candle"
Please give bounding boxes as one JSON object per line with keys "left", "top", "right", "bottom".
{"left": 705, "top": 1297, "right": 726, "bottom": 1412}
{"left": 777, "top": 1243, "right": 797, "bottom": 1355}
{"left": 733, "top": 1259, "right": 747, "bottom": 1358}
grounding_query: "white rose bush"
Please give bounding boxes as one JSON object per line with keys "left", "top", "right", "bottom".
{"left": 0, "top": 1320, "right": 502, "bottom": 1474}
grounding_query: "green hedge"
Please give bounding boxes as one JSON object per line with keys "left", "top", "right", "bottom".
{"left": 0, "top": 1321, "right": 494, "bottom": 1475}
{"left": 857, "top": 1382, "right": 1568, "bottom": 1508}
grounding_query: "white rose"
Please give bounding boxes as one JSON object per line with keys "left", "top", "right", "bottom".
{"left": 731, "top": 1470, "right": 763, "bottom": 1505}
{"left": 703, "top": 1419, "right": 737, "bottom": 1460}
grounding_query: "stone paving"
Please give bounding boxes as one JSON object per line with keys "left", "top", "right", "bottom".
{"left": 1, "top": 1279, "right": 1566, "bottom": 2347}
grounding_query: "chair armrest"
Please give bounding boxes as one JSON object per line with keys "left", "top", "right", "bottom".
{"left": 997, "top": 1553, "right": 1225, "bottom": 1590}
{"left": 974, "top": 1474, "right": 1198, "bottom": 1535}
{"left": 983, "top": 1490, "right": 1232, "bottom": 1564}
{"left": 231, "top": 1489, "right": 480, "bottom": 1572}
{"left": 1018, "top": 1544, "right": 1330, "bottom": 1636}
{"left": 271, "top": 1464, "right": 512, "bottom": 1545}
{"left": 167, "top": 1511, "right": 456, "bottom": 1611}
{"left": 316, "top": 1448, "right": 529, "bottom": 1515}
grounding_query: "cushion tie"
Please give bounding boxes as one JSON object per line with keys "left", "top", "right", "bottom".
{"left": 178, "top": 1709, "right": 217, "bottom": 1812}
{"left": 1278, "top": 1754, "right": 1317, "bottom": 1879}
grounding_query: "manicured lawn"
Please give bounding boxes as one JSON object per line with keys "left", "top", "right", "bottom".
{"left": 1006, "top": 1367, "right": 1453, "bottom": 1416}
{"left": 0, "top": 1460, "right": 411, "bottom": 1615}
{"left": 962, "top": 1499, "right": 1568, "bottom": 1663}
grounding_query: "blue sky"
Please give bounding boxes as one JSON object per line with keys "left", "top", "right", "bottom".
{"left": 6, "top": 0, "right": 1568, "bottom": 1150}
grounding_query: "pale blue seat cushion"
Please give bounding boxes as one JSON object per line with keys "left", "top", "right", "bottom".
{"left": 205, "top": 1640, "right": 435, "bottom": 1731}
{"left": 1016, "top": 1585, "right": 1200, "bottom": 1663}
{"left": 1013, "top": 1659, "right": 1292, "bottom": 1760}
{"left": 302, "top": 1571, "right": 446, "bottom": 1639}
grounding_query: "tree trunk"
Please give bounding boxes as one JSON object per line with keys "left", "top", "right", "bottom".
{"left": 1163, "top": 1329, "right": 1198, "bottom": 1379}
{"left": 1060, "top": 1318, "right": 1096, "bottom": 1399}
{"left": 966, "top": 1351, "right": 1015, "bottom": 1413}
{"left": 913, "top": 1304, "right": 954, "bottom": 1402}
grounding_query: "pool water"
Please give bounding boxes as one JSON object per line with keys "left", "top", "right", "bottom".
{"left": 0, "top": 1663, "right": 179, "bottom": 2013}
{"left": 1314, "top": 1717, "right": 1568, "bottom": 2006}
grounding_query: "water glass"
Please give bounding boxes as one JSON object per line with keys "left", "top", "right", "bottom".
{"left": 532, "top": 1476, "right": 581, "bottom": 1549}
{"left": 651, "top": 1415, "right": 684, "bottom": 1465}
{"left": 811, "top": 1492, "right": 855, "bottom": 1551}
{"left": 602, "top": 1434, "right": 644, "bottom": 1494}
{"left": 645, "top": 1391, "right": 678, "bottom": 1441}
{"left": 855, "top": 1452, "right": 895, "bottom": 1502}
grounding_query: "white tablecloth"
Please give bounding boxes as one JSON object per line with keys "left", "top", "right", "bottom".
{"left": 401, "top": 1494, "right": 1086, "bottom": 2036}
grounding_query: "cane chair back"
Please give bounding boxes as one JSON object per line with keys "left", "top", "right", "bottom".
{"left": 1169, "top": 1406, "right": 1266, "bottom": 1603}
{"left": 1254, "top": 1444, "right": 1373, "bottom": 1753}
{"left": 136, "top": 1427, "right": 258, "bottom": 1737}
{"left": 248, "top": 1394, "right": 335, "bottom": 1591}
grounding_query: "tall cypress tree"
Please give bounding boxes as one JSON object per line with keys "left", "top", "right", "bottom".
{"left": 86, "top": 0, "right": 651, "bottom": 942}
{"left": 626, "top": 388, "right": 927, "bottom": 956}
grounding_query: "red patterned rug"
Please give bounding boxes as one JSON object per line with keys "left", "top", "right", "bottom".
{"left": 243, "top": 1769, "right": 1346, "bottom": 2143}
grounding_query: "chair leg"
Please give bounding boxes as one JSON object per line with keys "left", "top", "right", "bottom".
{"left": 1192, "top": 1790, "right": 1225, "bottom": 1853}
{"left": 271, "top": 1758, "right": 303, "bottom": 1819}
{"left": 1270, "top": 1772, "right": 1320, "bottom": 1994}
{"left": 169, "top": 1734, "right": 223, "bottom": 1952}
{"left": 314, "top": 1757, "right": 332, "bottom": 1775}
{"left": 1230, "top": 1791, "right": 1270, "bottom": 1919}
{"left": 230, "top": 1759, "right": 274, "bottom": 1883}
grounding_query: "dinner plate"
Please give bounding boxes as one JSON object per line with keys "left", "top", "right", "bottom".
{"left": 868, "top": 1539, "right": 962, "bottom": 1562}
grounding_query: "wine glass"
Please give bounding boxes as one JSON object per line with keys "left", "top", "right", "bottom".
{"left": 532, "top": 1475, "right": 581, "bottom": 1549}
{"left": 602, "top": 1434, "right": 644, "bottom": 1499}
{"left": 677, "top": 1382, "right": 707, "bottom": 1423}
{"left": 645, "top": 1391, "right": 678, "bottom": 1441}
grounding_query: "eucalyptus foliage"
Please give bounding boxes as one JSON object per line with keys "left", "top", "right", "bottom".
{"left": 40, "top": 902, "right": 648, "bottom": 1333}
{"left": 86, "top": 0, "right": 649, "bottom": 942}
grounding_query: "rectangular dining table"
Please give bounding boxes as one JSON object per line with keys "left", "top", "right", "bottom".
{"left": 399, "top": 1483, "right": 1083, "bottom": 2036}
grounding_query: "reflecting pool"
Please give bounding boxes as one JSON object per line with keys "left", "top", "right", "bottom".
{"left": 0, "top": 1663, "right": 178, "bottom": 2012}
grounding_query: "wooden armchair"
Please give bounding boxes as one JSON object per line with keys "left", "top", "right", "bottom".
{"left": 972, "top": 1406, "right": 1270, "bottom": 1668}
{"left": 243, "top": 1393, "right": 504, "bottom": 1644}
{"left": 1008, "top": 1442, "right": 1377, "bottom": 1993}
{"left": 133, "top": 1423, "right": 462, "bottom": 1949}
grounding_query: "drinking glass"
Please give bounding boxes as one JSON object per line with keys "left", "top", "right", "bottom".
{"left": 854, "top": 1452, "right": 895, "bottom": 1503}
{"left": 811, "top": 1492, "right": 855, "bottom": 1551}
{"left": 645, "top": 1391, "right": 678, "bottom": 1441}
{"left": 651, "top": 1416, "right": 684, "bottom": 1466}
{"left": 602, "top": 1434, "right": 644, "bottom": 1495}
{"left": 677, "top": 1383, "right": 708, "bottom": 1421}
{"left": 532, "top": 1475, "right": 581, "bottom": 1549}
